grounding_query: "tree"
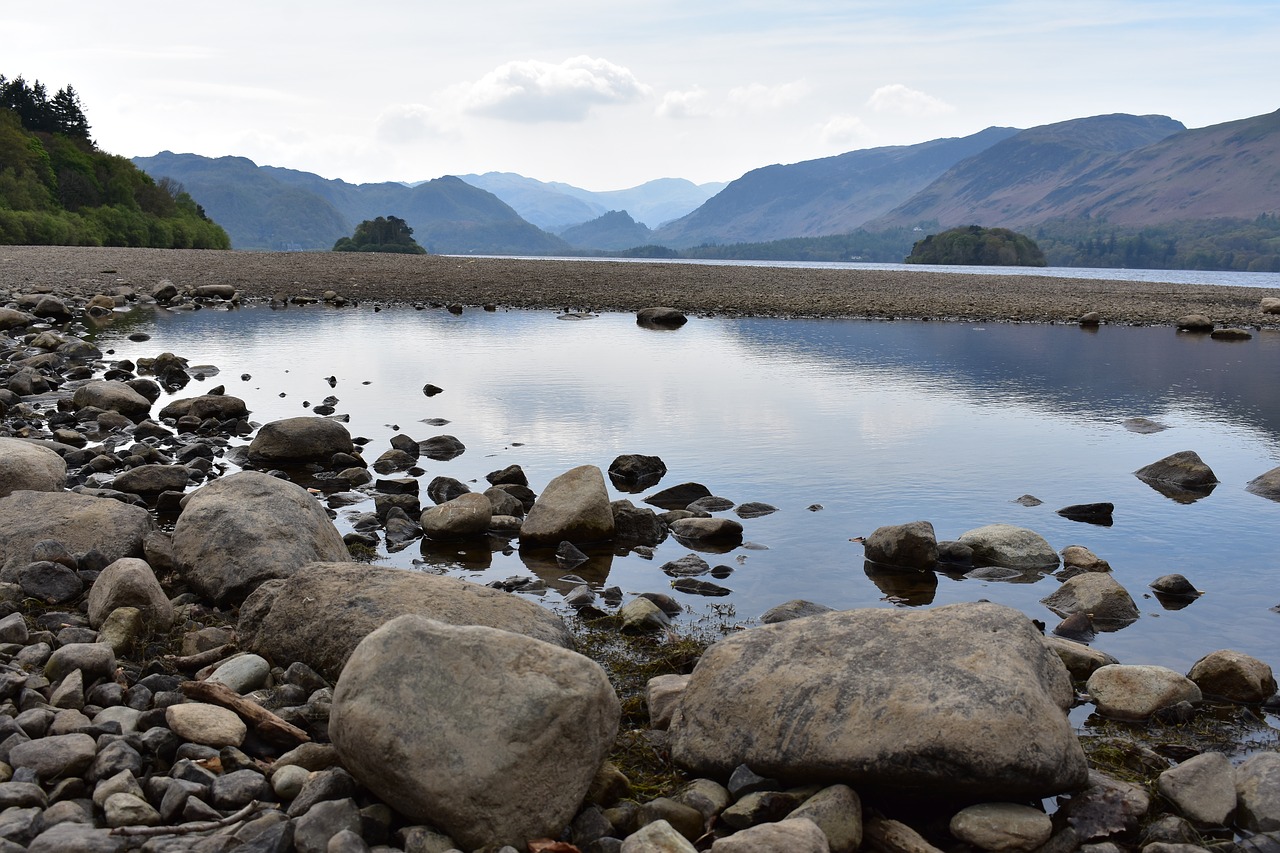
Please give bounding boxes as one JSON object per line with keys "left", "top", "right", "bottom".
{"left": 333, "top": 215, "right": 427, "bottom": 254}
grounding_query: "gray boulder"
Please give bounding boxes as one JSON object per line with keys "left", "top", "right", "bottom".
{"left": 172, "top": 472, "right": 350, "bottom": 604}
{"left": 1186, "top": 649, "right": 1277, "bottom": 703}
{"left": 670, "top": 602, "right": 1086, "bottom": 799}
{"left": 863, "top": 520, "right": 938, "bottom": 570}
{"left": 670, "top": 517, "right": 743, "bottom": 548}
{"left": 957, "top": 524, "right": 1059, "bottom": 570}
{"left": 1246, "top": 466, "right": 1280, "bottom": 501}
{"left": 0, "top": 438, "right": 66, "bottom": 498}
{"left": 0, "top": 491, "right": 152, "bottom": 572}
{"left": 1176, "top": 314, "right": 1214, "bottom": 332}
{"left": 1236, "top": 752, "right": 1280, "bottom": 832}
{"left": 71, "top": 381, "right": 152, "bottom": 420}
{"left": 1135, "top": 451, "right": 1218, "bottom": 498}
{"left": 157, "top": 394, "right": 249, "bottom": 422}
{"left": 247, "top": 416, "right": 354, "bottom": 466}
{"left": 608, "top": 454, "right": 667, "bottom": 491}
{"left": 112, "top": 464, "right": 190, "bottom": 495}
{"left": 520, "top": 465, "right": 615, "bottom": 548}
{"left": 86, "top": 558, "right": 174, "bottom": 631}
{"left": 1086, "top": 665, "right": 1202, "bottom": 720}
{"left": 1156, "top": 752, "right": 1236, "bottom": 826}
{"left": 420, "top": 493, "right": 492, "bottom": 540}
{"left": 239, "top": 562, "right": 573, "bottom": 680}
{"left": 611, "top": 500, "right": 666, "bottom": 546}
{"left": 1040, "top": 573, "right": 1140, "bottom": 629}
{"left": 330, "top": 615, "right": 619, "bottom": 849}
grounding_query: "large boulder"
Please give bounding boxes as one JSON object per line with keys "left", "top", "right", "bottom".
{"left": 1040, "top": 573, "right": 1140, "bottom": 629}
{"left": 246, "top": 417, "right": 353, "bottom": 467}
{"left": 863, "top": 521, "right": 938, "bottom": 570}
{"left": 0, "top": 491, "right": 152, "bottom": 572}
{"left": 0, "top": 438, "right": 66, "bottom": 497}
{"left": 172, "top": 472, "right": 350, "bottom": 604}
{"left": 112, "top": 464, "right": 190, "bottom": 495}
{"left": 1135, "top": 450, "right": 1218, "bottom": 498}
{"left": 86, "top": 558, "right": 174, "bottom": 631}
{"left": 1246, "top": 466, "right": 1280, "bottom": 502}
{"left": 239, "top": 562, "right": 573, "bottom": 680}
{"left": 158, "top": 394, "right": 250, "bottom": 422}
{"left": 71, "top": 381, "right": 152, "bottom": 420}
{"left": 330, "top": 615, "right": 619, "bottom": 849}
{"left": 420, "top": 493, "right": 492, "bottom": 540}
{"left": 1186, "top": 649, "right": 1277, "bottom": 703}
{"left": 670, "top": 602, "right": 1086, "bottom": 799}
{"left": 519, "top": 465, "right": 615, "bottom": 548}
{"left": 957, "top": 524, "right": 1059, "bottom": 570}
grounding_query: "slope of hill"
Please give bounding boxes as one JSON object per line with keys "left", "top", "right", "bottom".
{"left": 134, "top": 154, "right": 570, "bottom": 254}
{"left": 459, "top": 173, "right": 725, "bottom": 230}
{"left": 650, "top": 127, "right": 1020, "bottom": 249}
{"left": 559, "top": 210, "right": 654, "bottom": 251}
{"left": 870, "top": 114, "right": 1186, "bottom": 229}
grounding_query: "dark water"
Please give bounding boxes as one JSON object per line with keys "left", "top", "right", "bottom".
{"left": 96, "top": 305, "right": 1280, "bottom": 677}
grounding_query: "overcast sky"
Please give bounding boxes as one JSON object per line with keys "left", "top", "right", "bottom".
{"left": 5, "top": 1, "right": 1275, "bottom": 191}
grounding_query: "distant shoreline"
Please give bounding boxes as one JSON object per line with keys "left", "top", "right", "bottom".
{"left": 3, "top": 245, "right": 1277, "bottom": 328}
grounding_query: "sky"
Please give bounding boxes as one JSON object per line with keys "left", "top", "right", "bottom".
{"left": 4, "top": 1, "right": 1276, "bottom": 192}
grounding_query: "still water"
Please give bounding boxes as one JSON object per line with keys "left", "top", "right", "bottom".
{"left": 96, "top": 305, "right": 1280, "bottom": 674}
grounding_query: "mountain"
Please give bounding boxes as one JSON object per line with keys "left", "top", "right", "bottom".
{"left": 558, "top": 210, "right": 654, "bottom": 251}
{"left": 870, "top": 114, "right": 1187, "bottom": 229}
{"left": 458, "top": 173, "right": 725, "bottom": 230}
{"left": 133, "top": 153, "right": 569, "bottom": 254}
{"left": 650, "top": 127, "right": 1020, "bottom": 249}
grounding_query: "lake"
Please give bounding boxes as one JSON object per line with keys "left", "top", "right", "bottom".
{"left": 95, "top": 303, "right": 1280, "bottom": 678}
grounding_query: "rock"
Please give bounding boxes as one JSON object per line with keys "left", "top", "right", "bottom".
{"left": 1134, "top": 450, "right": 1218, "bottom": 496}
{"left": 8, "top": 733, "right": 97, "bottom": 780}
{"left": 104, "top": 791, "right": 161, "bottom": 827}
{"left": 670, "top": 602, "right": 1085, "bottom": 799}
{"left": 608, "top": 454, "right": 667, "bottom": 491}
{"left": 86, "top": 558, "right": 174, "bottom": 631}
{"left": 646, "top": 674, "right": 690, "bottom": 730}
{"left": 1156, "top": 752, "right": 1236, "bottom": 826}
{"left": 1122, "top": 417, "right": 1168, "bottom": 433}
{"left": 0, "top": 491, "right": 152, "bottom": 573}
{"left": 864, "top": 817, "right": 945, "bottom": 853}
{"left": 0, "top": 438, "right": 66, "bottom": 497}
{"left": 419, "top": 434, "right": 465, "bottom": 461}
{"left": 45, "top": 642, "right": 116, "bottom": 684}
{"left": 426, "top": 475, "right": 471, "bottom": 505}
{"left": 949, "top": 803, "right": 1052, "bottom": 852}
{"left": 1211, "top": 327, "right": 1252, "bottom": 340}
{"left": 619, "top": 597, "right": 672, "bottom": 633}
{"left": 519, "top": 465, "right": 615, "bottom": 548}
{"left": 639, "top": 797, "right": 704, "bottom": 841}
{"left": 1040, "top": 573, "right": 1140, "bottom": 628}
{"left": 661, "top": 553, "right": 710, "bottom": 577}
{"left": 1236, "top": 752, "right": 1280, "bottom": 832}
{"left": 240, "top": 562, "right": 573, "bottom": 681}
{"left": 645, "top": 482, "right": 712, "bottom": 510}
{"left": 0, "top": 307, "right": 37, "bottom": 330}
{"left": 863, "top": 521, "right": 938, "bottom": 570}
{"left": 157, "top": 393, "right": 249, "bottom": 421}
{"left": 330, "top": 615, "right": 620, "bottom": 850}
{"left": 957, "top": 524, "right": 1059, "bottom": 570}
{"left": 1246, "top": 466, "right": 1280, "bottom": 501}
{"left": 1060, "top": 545, "right": 1110, "bottom": 573}
{"left": 1086, "top": 665, "right": 1202, "bottom": 720}
{"left": 786, "top": 784, "right": 861, "bottom": 853}
{"left": 636, "top": 307, "right": 688, "bottom": 328}
{"left": 1079, "top": 311, "right": 1101, "bottom": 326}
{"left": 1176, "top": 314, "right": 1214, "bottom": 332}
{"left": 1262, "top": 297, "right": 1280, "bottom": 314}
{"left": 207, "top": 654, "right": 271, "bottom": 694}
{"left": 611, "top": 500, "right": 666, "bottom": 547}
{"left": 711, "top": 817, "right": 830, "bottom": 852}
{"left": 486, "top": 464, "right": 528, "bottom": 487}
{"left": 420, "top": 493, "right": 493, "bottom": 540}
{"left": 165, "top": 703, "right": 247, "bottom": 747}
{"left": 294, "top": 797, "right": 361, "bottom": 853}
{"left": 735, "top": 502, "right": 778, "bottom": 519}
{"left": 71, "top": 381, "right": 152, "bottom": 420}
{"left": 1149, "top": 573, "right": 1200, "bottom": 599}
{"left": 18, "top": 560, "right": 82, "bottom": 603}
{"left": 172, "top": 471, "right": 350, "bottom": 604}
{"left": 1043, "top": 636, "right": 1118, "bottom": 680}
{"left": 760, "top": 600, "right": 836, "bottom": 624}
{"left": 247, "top": 416, "right": 354, "bottom": 467}
{"left": 1055, "top": 502, "right": 1113, "bottom": 525}
{"left": 670, "top": 517, "right": 743, "bottom": 547}
{"left": 1186, "top": 649, "right": 1277, "bottom": 703}
{"left": 112, "top": 463, "right": 190, "bottom": 495}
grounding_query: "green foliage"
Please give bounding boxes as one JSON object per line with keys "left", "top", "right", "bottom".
{"left": 0, "top": 74, "right": 229, "bottom": 249}
{"left": 678, "top": 227, "right": 919, "bottom": 263}
{"left": 1033, "top": 216, "right": 1280, "bottom": 272}
{"left": 906, "top": 225, "right": 1047, "bottom": 266}
{"left": 333, "top": 215, "right": 427, "bottom": 254}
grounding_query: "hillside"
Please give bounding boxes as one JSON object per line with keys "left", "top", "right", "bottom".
{"left": 134, "top": 154, "right": 570, "bottom": 254}
{"left": 869, "top": 114, "right": 1187, "bottom": 229}
{"left": 558, "top": 210, "right": 653, "bottom": 251}
{"left": 651, "top": 126, "right": 1019, "bottom": 249}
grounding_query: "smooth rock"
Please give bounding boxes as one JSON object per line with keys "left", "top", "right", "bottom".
{"left": 207, "top": 654, "right": 272, "bottom": 694}
{"left": 0, "top": 491, "right": 152, "bottom": 573}
{"left": 1040, "top": 573, "right": 1140, "bottom": 628}
{"left": 949, "top": 803, "right": 1052, "bottom": 852}
{"left": 1086, "top": 665, "right": 1202, "bottom": 720}
{"left": 86, "top": 558, "right": 173, "bottom": 630}
{"left": 957, "top": 524, "right": 1059, "bottom": 570}
{"left": 164, "top": 703, "right": 247, "bottom": 747}
{"left": 0, "top": 438, "right": 65, "bottom": 498}
{"left": 1060, "top": 545, "right": 1110, "bottom": 572}
{"left": 670, "top": 517, "right": 743, "bottom": 547}
{"left": 1187, "top": 649, "right": 1277, "bottom": 703}
{"left": 608, "top": 454, "right": 667, "bottom": 491}
{"left": 519, "top": 465, "right": 615, "bottom": 548}
{"left": 786, "top": 784, "right": 861, "bottom": 853}
{"left": 760, "top": 600, "right": 836, "bottom": 624}
{"left": 863, "top": 521, "right": 937, "bottom": 570}
{"left": 71, "top": 381, "right": 152, "bottom": 420}
{"left": 620, "top": 819, "right": 698, "bottom": 852}
{"left": 8, "top": 733, "right": 96, "bottom": 781}
{"left": 1246, "top": 466, "right": 1280, "bottom": 501}
{"left": 1042, "top": 636, "right": 1118, "bottom": 680}
{"left": 636, "top": 307, "right": 688, "bottom": 328}
{"left": 1156, "top": 752, "right": 1236, "bottom": 826}
{"left": 247, "top": 417, "right": 354, "bottom": 466}
{"left": 420, "top": 493, "right": 492, "bottom": 540}
{"left": 711, "top": 817, "right": 829, "bottom": 852}
{"left": 1236, "top": 752, "right": 1280, "bottom": 832}
{"left": 646, "top": 674, "right": 690, "bottom": 730}
{"left": 1135, "top": 450, "right": 1218, "bottom": 491}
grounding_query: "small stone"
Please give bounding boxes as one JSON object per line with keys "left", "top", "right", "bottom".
{"left": 949, "top": 803, "right": 1053, "bottom": 852}
{"left": 620, "top": 818, "right": 698, "bottom": 852}
{"left": 104, "top": 791, "right": 161, "bottom": 827}
{"left": 208, "top": 654, "right": 272, "bottom": 694}
{"left": 272, "top": 764, "right": 310, "bottom": 800}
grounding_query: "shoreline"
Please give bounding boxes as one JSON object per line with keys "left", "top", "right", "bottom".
{"left": 3, "top": 245, "right": 1278, "bottom": 327}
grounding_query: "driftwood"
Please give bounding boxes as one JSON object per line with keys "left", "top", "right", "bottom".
{"left": 111, "top": 801, "right": 276, "bottom": 837}
{"left": 165, "top": 643, "right": 237, "bottom": 671}
{"left": 179, "top": 680, "right": 311, "bottom": 746}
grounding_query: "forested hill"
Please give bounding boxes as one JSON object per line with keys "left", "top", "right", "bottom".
{"left": 0, "top": 75, "right": 229, "bottom": 249}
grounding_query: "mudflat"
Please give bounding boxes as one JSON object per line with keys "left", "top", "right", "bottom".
{"left": 2, "top": 245, "right": 1276, "bottom": 326}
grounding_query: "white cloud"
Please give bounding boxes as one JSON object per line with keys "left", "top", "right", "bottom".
{"left": 657, "top": 87, "right": 711, "bottom": 119}
{"left": 820, "top": 114, "right": 871, "bottom": 146}
{"left": 866, "top": 84, "right": 955, "bottom": 116}
{"left": 727, "top": 80, "right": 811, "bottom": 111}
{"left": 461, "top": 55, "right": 651, "bottom": 122}
{"left": 375, "top": 104, "right": 452, "bottom": 144}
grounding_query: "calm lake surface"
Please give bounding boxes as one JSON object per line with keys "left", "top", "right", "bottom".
{"left": 95, "top": 304, "right": 1280, "bottom": 677}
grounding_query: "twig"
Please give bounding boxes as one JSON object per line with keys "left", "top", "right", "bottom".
{"left": 111, "top": 800, "right": 275, "bottom": 837}
{"left": 164, "top": 643, "right": 238, "bottom": 671}
{"left": 180, "top": 680, "right": 312, "bottom": 745}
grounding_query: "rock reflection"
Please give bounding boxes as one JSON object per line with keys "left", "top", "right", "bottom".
{"left": 518, "top": 545, "right": 615, "bottom": 593}
{"left": 417, "top": 536, "right": 500, "bottom": 571}
{"left": 863, "top": 561, "right": 937, "bottom": 606}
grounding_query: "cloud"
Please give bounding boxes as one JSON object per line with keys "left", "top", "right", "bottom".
{"left": 820, "top": 114, "right": 871, "bottom": 147}
{"left": 461, "top": 56, "right": 650, "bottom": 122}
{"left": 375, "top": 104, "right": 452, "bottom": 144}
{"left": 866, "top": 84, "right": 955, "bottom": 116}
{"left": 727, "top": 80, "right": 811, "bottom": 111}
{"left": 656, "top": 87, "right": 711, "bottom": 119}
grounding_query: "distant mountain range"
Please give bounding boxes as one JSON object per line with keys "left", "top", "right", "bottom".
{"left": 132, "top": 108, "right": 1280, "bottom": 265}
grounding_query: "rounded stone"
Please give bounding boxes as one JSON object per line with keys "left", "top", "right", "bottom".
{"left": 1086, "top": 665, "right": 1202, "bottom": 720}
{"left": 949, "top": 803, "right": 1053, "bottom": 852}
{"left": 165, "top": 702, "right": 247, "bottom": 747}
